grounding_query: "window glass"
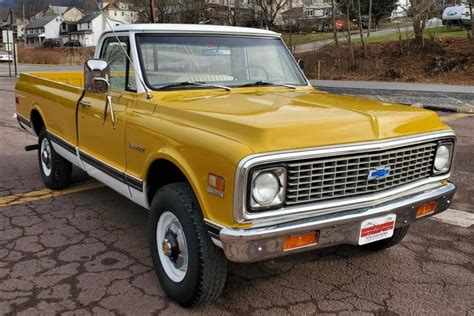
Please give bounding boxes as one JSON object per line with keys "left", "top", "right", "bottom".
{"left": 136, "top": 35, "right": 306, "bottom": 89}
{"left": 100, "top": 36, "right": 136, "bottom": 91}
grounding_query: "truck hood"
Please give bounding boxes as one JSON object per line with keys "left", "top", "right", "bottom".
{"left": 155, "top": 88, "right": 448, "bottom": 153}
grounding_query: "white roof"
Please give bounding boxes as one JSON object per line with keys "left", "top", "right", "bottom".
{"left": 109, "top": 24, "right": 280, "bottom": 37}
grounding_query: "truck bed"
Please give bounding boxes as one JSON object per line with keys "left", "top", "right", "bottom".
{"left": 15, "top": 71, "right": 85, "bottom": 145}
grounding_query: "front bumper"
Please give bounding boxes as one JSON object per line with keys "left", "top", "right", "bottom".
{"left": 219, "top": 182, "right": 456, "bottom": 263}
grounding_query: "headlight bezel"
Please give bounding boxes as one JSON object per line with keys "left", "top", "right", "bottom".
{"left": 248, "top": 166, "right": 287, "bottom": 211}
{"left": 432, "top": 141, "right": 454, "bottom": 175}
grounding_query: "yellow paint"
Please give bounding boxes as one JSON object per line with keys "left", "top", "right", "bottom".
{"left": 441, "top": 113, "right": 473, "bottom": 122}
{"left": 0, "top": 182, "right": 104, "bottom": 208}
{"left": 15, "top": 71, "right": 454, "bottom": 228}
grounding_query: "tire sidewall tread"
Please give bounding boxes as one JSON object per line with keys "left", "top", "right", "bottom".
{"left": 148, "top": 182, "right": 227, "bottom": 307}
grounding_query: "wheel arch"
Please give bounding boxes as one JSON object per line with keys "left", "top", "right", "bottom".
{"left": 144, "top": 151, "right": 210, "bottom": 218}
{"left": 30, "top": 106, "right": 47, "bottom": 136}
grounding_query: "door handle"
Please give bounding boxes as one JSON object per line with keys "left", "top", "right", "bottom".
{"left": 79, "top": 100, "right": 91, "bottom": 107}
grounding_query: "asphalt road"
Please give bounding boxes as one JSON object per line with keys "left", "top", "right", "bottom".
{"left": 0, "top": 78, "right": 473, "bottom": 315}
{"left": 311, "top": 80, "right": 474, "bottom": 114}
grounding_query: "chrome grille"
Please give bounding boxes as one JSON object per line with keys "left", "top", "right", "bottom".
{"left": 285, "top": 142, "right": 437, "bottom": 206}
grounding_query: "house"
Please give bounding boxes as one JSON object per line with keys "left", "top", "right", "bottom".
{"left": 282, "top": 0, "right": 334, "bottom": 31}
{"left": 61, "top": 7, "right": 84, "bottom": 22}
{"left": 70, "top": 11, "right": 123, "bottom": 47}
{"left": 25, "top": 15, "right": 64, "bottom": 46}
{"left": 34, "top": 5, "right": 68, "bottom": 19}
{"left": 58, "top": 7, "right": 84, "bottom": 44}
{"left": 102, "top": 1, "right": 138, "bottom": 24}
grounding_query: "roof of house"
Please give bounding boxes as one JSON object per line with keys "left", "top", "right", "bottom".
{"left": 77, "top": 12, "right": 101, "bottom": 24}
{"left": 109, "top": 24, "right": 280, "bottom": 37}
{"left": 104, "top": 1, "right": 131, "bottom": 11}
{"left": 26, "top": 15, "right": 58, "bottom": 29}
{"left": 47, "top": 5, "right": 69, "bottom": 15}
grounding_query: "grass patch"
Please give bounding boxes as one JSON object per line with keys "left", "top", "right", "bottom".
{"left": 18, "top": 47, "right": 95, "bottom": 65}
{"left": 353, "top": 26, "right": 468, "bottom": 44}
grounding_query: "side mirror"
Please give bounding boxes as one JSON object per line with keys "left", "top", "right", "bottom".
{"left": 84, "top": 59, "right": 110, "bottom": 94}
{"left": 297, "top": 59, "right": 305, "bottom": 71}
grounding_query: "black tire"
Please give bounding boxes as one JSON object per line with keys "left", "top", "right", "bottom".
{"left": 38, "top": 128, "right": 72, "bottom": 190}
{"left": 148, "top": 182, "right": 228, "bottom": 307}
{"left": 361, "top": 225, "right": 410, "bottom": 251}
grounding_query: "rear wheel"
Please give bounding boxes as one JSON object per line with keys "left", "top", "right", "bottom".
{"left": 38, "top": 128, "right": 72, "bottom": 190}
{"left": 361, "top": 225, "right": 410, "bottom": 251}
{"left": 148, "top": 182, "right": 227, "bottom": 307}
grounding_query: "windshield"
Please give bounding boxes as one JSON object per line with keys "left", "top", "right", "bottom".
{"left": 135, "top": 34, "right": 307, "bottom": 90}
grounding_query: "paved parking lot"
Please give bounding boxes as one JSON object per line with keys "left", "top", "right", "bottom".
{"left": 0, "top": 77, "right": 473, "bottom": 315}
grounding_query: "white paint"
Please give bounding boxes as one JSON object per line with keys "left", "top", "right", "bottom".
{"left": 431, "top": 209, "right": 474, "bottom": 228}
{"left": 110, "top": 24, "right": 280, "bottom": 37}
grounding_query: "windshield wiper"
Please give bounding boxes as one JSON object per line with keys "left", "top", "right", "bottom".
{"left": 155, "top": 81, "right": 232, "bottom": 92}
{"left": 239, "top": 81, "right": 296, "bottom": 89}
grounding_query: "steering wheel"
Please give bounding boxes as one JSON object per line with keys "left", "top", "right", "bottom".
{"left": 248, "top": 64, "right": 269, "bottom": 80}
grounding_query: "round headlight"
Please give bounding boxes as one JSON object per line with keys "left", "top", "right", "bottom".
{"left": 434, "top": 145, "right": 450, "bottom": 172}
{"left": 252, "top": 172, "right": 280, "bottom": 206}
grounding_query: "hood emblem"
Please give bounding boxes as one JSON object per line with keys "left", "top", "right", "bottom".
{"left": 368, "top": 166, "right": 391, "bottom": 181}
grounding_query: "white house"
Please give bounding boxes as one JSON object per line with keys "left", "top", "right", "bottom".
{"left": 102, "top": 1, "right": 138, "bottom": 24}
{"left": 25, "top": 15, "right": 64, "bottom": 46}
{"left": 62, "top": 7, "right": 84, "bottom": 22}
{"left": 71, "top": 12, "right": 123, "bottom": 47}
{"left": 59, "top": 7, "right": 84, "bottom": 44}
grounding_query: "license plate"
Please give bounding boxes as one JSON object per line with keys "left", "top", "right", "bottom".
{"left": 358, "top": 214, "right": 396, "bottom": 245}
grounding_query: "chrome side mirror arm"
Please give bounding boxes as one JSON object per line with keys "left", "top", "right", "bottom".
{"left": 93, "top": 77, "right": 115, "bottom": 127}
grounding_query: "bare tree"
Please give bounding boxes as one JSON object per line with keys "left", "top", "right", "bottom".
{"left": 469, "top": 0, "right": 473, "bottom": 40}
{"left": 344, "top": 0, "right": 355, "bottom": 65}
{"left": 407, "top": 0, "right": 435, "bottom": 46}
{"left": 331, "top": 0, "right": 339, "bottom": 48}
{"left": 357, "top": 0, "right": 367, "bottom": 55}
{"left": 367, "top": 0, "right": 372, "bottom": 36}
{"left": 150, "top": 0, "right": 157, "bottom": 23}
{"left": 257, "top": 0, "right": 288, "bottom": 29}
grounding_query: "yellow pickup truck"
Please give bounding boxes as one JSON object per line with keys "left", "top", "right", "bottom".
{"left": 15, "top": 24, "right": 456, "bottom": 307}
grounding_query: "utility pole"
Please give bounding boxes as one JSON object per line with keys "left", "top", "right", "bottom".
{"left": 150, "top": 0, "right": 157, "bottom": 23}
{"left": 10, "top": 9, "right": 17, "bottom": 76}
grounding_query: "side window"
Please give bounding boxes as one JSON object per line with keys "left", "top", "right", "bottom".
{"left": 100, "top": 36, "right": 136, "bottom": 91}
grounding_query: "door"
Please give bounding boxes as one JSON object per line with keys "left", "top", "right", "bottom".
{"left": 78, "top": 35, "right": 137, "bottom": 198}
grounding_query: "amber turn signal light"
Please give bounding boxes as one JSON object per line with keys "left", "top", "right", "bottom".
{"left": 208, "top": 174, "right": 225, "bottom": 198}
{"left": 284, "top": 231, "right": 319, "bottom": 251}
{"left": 416, "top": 201, "right": 437, "bottom": 218}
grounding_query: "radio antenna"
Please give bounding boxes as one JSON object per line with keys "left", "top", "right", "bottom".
{"left": 93, "top": 0, "right": 153, "bottom": 99}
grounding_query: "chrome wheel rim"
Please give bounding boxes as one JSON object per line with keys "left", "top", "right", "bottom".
{"left": 40, "top": 138, "right": 52, "bottom": 177}
{"left": 156, "top": 211, "right": 188, "bottom": 282}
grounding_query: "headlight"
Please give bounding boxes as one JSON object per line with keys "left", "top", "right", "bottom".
{"left": 433, "top": 142, "right": 453, "bottom": 174}
{"left": 250, "top": 167, "right": 286, "bottom": 209}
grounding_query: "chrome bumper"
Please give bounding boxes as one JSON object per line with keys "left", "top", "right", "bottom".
{"left": 219, "top": 183, "right": 456, "bottom": 263}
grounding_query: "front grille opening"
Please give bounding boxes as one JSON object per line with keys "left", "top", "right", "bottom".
{"left": 283, "top": 141, "right": 438, "bottom": 207}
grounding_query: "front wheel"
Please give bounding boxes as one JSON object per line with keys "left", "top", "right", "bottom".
{"left": 148, "top": 182, "right": 228, "bottom": 307}
{"left": 38, "top": 128, "right": 72, "bottom": 190}
{"left": 360, "top": 225, "right": 410, "bottom": 251}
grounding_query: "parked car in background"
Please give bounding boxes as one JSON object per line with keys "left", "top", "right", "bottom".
{"left": 43, "top": 39, "right": 62, "bottom": 48}
{"left": 64, "top": 40, "right": 81, "bottom": 47}
{"left": 0, "top": 51, "right": 13, "bottom": 62}
{"left": 442, "top": 4, "right": 472, "bottom": 28}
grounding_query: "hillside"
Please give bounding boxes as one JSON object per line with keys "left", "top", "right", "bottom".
{"left": 295, "top": 37, "right": 474, "bottom": 85}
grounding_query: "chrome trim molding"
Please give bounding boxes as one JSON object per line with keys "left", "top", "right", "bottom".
{"left": 16, "top": 113, "right": 36, "bottom": 136}
{"left": 222, "top": 182, "right": 456, "bottom": 262}
{"left": 233, "top": 130, "right": 456, "bottom": 223}
{"left": 47, "top": 130, "right": 147, "bottom": 200}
